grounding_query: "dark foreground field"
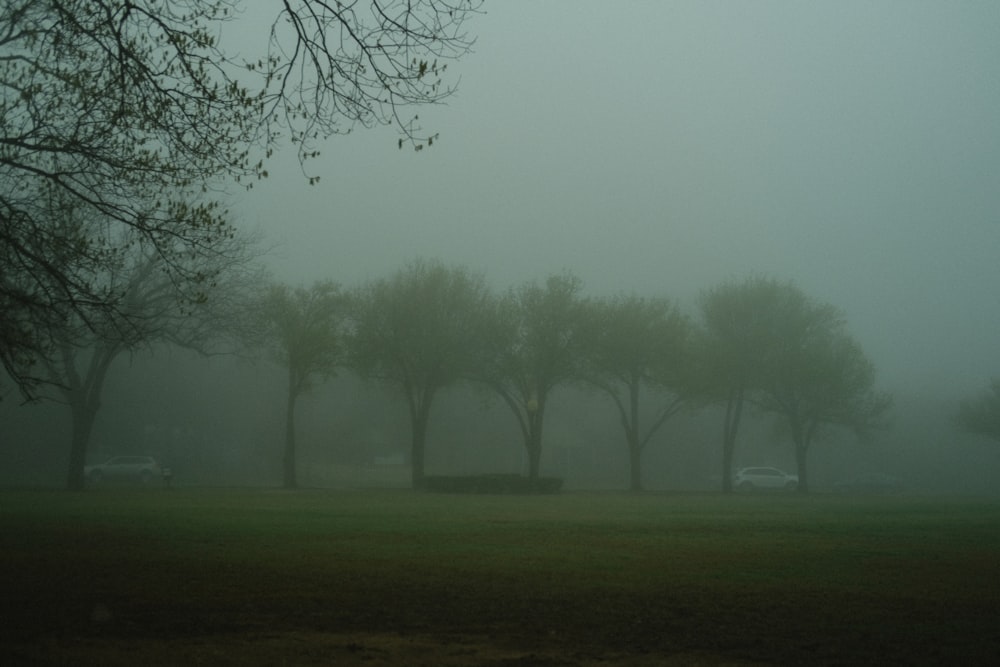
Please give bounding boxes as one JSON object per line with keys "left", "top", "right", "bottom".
{"left": 2, "top": 489, "right": 998, "bottom": 666}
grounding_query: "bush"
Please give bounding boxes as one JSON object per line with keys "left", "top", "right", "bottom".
{"left": 423, "top": 474, "right": 563, "bottom": 495}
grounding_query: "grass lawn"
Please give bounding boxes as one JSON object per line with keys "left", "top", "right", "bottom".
{"left": 1, "top": 488, "right": 998, "bottom": 665}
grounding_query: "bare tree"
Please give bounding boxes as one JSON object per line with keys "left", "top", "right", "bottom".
{"left": 0, "top": 0, "right": 480, "bottom": 395}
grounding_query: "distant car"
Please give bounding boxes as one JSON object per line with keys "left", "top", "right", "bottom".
{"left": 734, "top": 466, "right": 799, "bottom": 491}
{"left": 834, "top": 473, "right": 903, "bottom": 495}
{"left": 85, "top": 456, "right": 162, "bottom": 485}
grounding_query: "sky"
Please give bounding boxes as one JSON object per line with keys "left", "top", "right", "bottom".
{"left": 234, "top": 1, "right": 1000, "bottom": 400}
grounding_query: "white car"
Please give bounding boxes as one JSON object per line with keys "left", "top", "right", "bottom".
{"left": 734, "top": 466, "right": 798, "bottom": 491}
{"left": 85, "top": 456, "right": 162, "bottom": 485}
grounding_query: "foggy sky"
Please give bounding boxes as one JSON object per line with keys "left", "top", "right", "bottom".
{"left": 235, "top": 2, "right": 1000, "bottom": 400}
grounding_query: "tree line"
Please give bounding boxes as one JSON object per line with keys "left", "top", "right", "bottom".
{"left": 16, "top": 237, "right": 1000, "bottom": 495}
{"left": 258, "top": 260, "right": 893, "bottom": 494}
{"left": 7, "top": 2, "right": 999, "bottom": 493}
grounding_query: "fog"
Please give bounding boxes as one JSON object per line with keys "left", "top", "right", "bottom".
{"left": 234, "top": 3, "right": 1000, "bottom": 397}
{"left": 3, "top": 2, "right": 1000, "bottom": 491}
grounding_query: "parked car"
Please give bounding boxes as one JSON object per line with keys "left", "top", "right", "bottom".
{"left": 733, "top": 466, "right": 799, "bottom": 491}
{"left": 834, "top": 473, "right": 903, "bottom": 495}
{"left": 85, "top": 456, "right": 162, "bottom": 485}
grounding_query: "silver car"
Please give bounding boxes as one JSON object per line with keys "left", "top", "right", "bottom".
{"left": 85, "top": 456, "right": 162, "bottom": 485}
{"left": 734, "top": 466, "right": 798, "bottom": 491}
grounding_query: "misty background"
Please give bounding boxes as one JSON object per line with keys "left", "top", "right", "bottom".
{"left": 244, "top": 2, "right": 1000, "bottom": 393}
{"left": 3, "top": 2, "right": 999, "bottom": 492}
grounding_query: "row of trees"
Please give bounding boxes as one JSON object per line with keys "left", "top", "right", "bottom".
{"left": 7, "top": 4, "right": 997, "bottom": 493}
{"left": 259, "top": 261, "right": 893, "bottom": 494}
{"left": 0, "top": 3, "right": 894, "bottom": 494}
{"left": 21, "top": 239, "right": 1000, "bottom": 494}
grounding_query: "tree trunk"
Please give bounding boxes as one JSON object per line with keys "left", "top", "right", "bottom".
{"left": 526, "top": 445, "right": 542, "bottom": 489}
{"left": 526, "top": 437, "right": 542, "bottom": 487}
{"left": 62, "top": 345, "right": 115, "bottom": 491}
{"left": 525, "top": 403, "right": 545, "bottom": 489}
{"left": 283, "top": 370, "right": 299, "bottom": 489}
{"left": 411, "top": 417, "right": 427, "bottom": 490}
{"left": 627, "top": 380, "right": 643, "bottom": 492}
{"left": 721, "top": 438, "right": 735, "bottom": 494}
{"left": 66, "top": 401, "right": 98, "bottom": 491}
{"left": 794, "top": 442, "right": 810, "bottom": 494}
{"left": 790, "top": 416, "right": 810, "bottom": 494}
{"left": 721, "top": 386, "right": 744, "bottom": 494}
{"left": 628, "top": 443, "right": 643, "bottom": 492}
{"left": 409, "top": 388, "right": 435, "bottom": 490}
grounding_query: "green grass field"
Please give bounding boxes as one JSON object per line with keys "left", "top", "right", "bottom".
{"left": 2, "top": 489, "right": 998, "bottom": 665}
